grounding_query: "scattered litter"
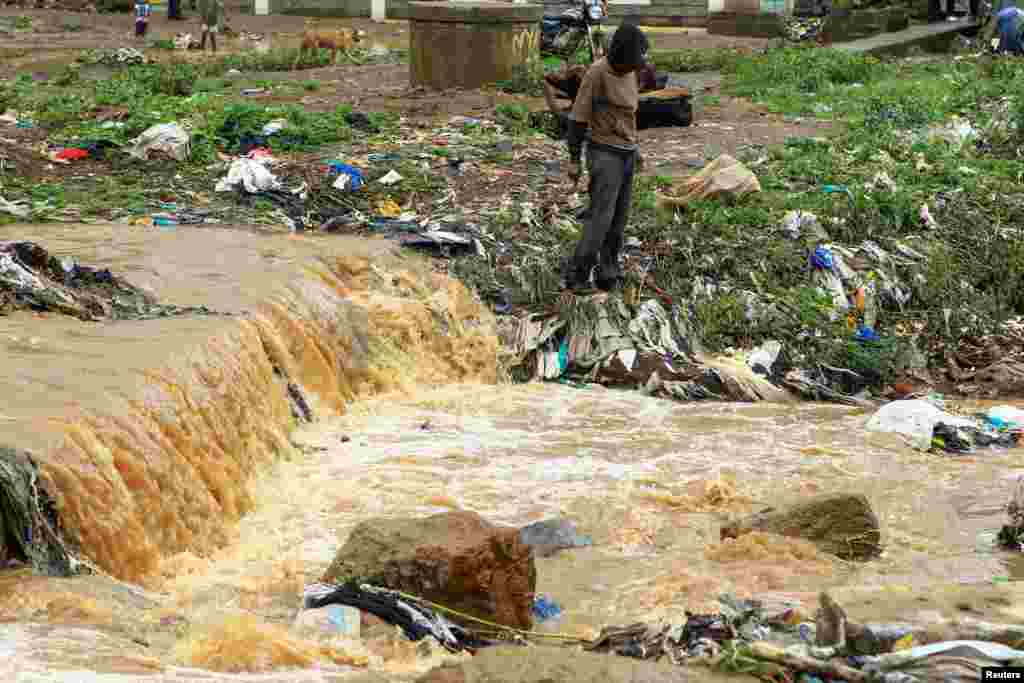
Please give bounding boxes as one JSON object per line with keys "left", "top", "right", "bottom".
{"left": 920, "top": 203, "right": 938, "bottom": 229}
{"left": 655, "top": 154, "right": 761, "bottom": 209}
{"left": 327, "top": 161, "right": 364, "bottom": 192}
{"left": 303, "top": 582, "right": 494, "bottom": 652}
{"left": 376, "top": 199, "right": 402, "bottom": 217}
{"left": 126, "top": 122, "right": 190, "bottom": 162}
{"left": 866, "top": 398, "right": 1018, "bottom": 453}
{"left": 378, "top": 169, "right": 404, "bottom": 186}
{"left": 780, "top": 210, "right": 822, "bottom": 240}
{"left": 214, "top": 157, "right": 282, "bottom": 194}
{"left": 53, "top": 148, "right": 89, "bottom": 162}
{"left": 987, "top": 406, "right": 1024, "bottom": 431}
{"left": 747, "top": 340, "right": 782, "bottom": 378}
{"left": 532, "top": 596, "right": 562, "bottom": 622}
{"left": 261, "top": 119, "right": 288, "bottom": 136}
{"left": 0, "top": 196, "right": 31, "bottom": 218}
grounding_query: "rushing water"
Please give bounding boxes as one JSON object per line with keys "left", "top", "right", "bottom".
{"left": 4, "top": 385, "right": 1024, "bottom": 680}
{"left": 1, "top": 228, "right": 1022, "bottom": 681}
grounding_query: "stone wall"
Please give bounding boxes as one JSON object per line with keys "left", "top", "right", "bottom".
{"left": 264, "top": 0, "right": 707, "bottom": 26}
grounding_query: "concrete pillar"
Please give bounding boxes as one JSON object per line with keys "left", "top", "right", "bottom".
{"left": 408, "top": 1, "right": 545, "bottom": 92}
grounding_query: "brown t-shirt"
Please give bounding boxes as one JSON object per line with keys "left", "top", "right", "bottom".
{"left": 569, "top": 58, "right": 639, "bottom": 151}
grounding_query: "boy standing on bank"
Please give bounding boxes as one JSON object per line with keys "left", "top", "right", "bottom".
{"left": 563, "top": 23, "right": 649, "bottom": 293}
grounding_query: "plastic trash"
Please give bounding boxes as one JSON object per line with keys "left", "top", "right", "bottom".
{"left": 53, "top": 148, "right": 88, "bottom": 162}
{"left": 376, "top": 199, "right": 401, "bottom": 218}
{"left": 747, "top": 340, "right": 782, "bottom": 377}
{"left": 292, "top": 604, "right": 361, "bottom": 639}
{"left": 987, "top": 406, "right": 1024, "bottom": 430}
{"left": 214, "top": 158, "right": 281, "bottom": 194}
{"left": 127, "top": 122, "right": 191, "bottom": 162}
{"left": 866, "top": 399, "right": 978, "bottom": 451}
{"left": 261, "top": 119, "right": 288, "bottom": 136}
{"left": 327, "top": 162, "right": 363, "bottom": 192}
{"left": 0, "top": 196, "right": 31, "bottom": 218}
{"left": 855, "top": 326, "right": 880, "bottom": 343}
{"left": 655, "top": 154, "right": 761, "bottom": 209}
{"left": 378, "top": 170, "right": 404, "bottom": 186}
{"left": 532, "top": 595, "right": 562, "bottom": 622}
{"left": 780, "top": 210, "right": 821, "bottom": 240}
{"left": 811, "top": 245, "right": 834, "bottom": 271}
{"left": 860, "top": 640, "right": 1024, "bottom": 677}
{"left": 920, "top": 203, "right": 938, "bottom": 229}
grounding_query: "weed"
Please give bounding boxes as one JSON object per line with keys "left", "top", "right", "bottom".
{"left": 301, "top": 80, "right": 321, "bottom": 92}
{"left": 494, "top": 103, "right": 532, "bottom": 136}
{"left": 151, "top": 38, "right": 175, "bottom": 50}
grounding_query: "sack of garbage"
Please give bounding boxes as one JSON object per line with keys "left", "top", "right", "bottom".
{"left": 858, "top": 640, "right": 1024, "bottom": 683}
{"left": 866, "top": 399, "right": 982, "bottom": 452}
{"left": 655, "top": 154, "right": 761, "bottom": 209}
{"left": 127, "top": 123, "right": 190, "bottom": 162}
{"left": 215, "top": 158, "right": 282, "bottom": 194}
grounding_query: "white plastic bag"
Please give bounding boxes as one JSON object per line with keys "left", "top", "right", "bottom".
{"left": 214, "top": 158, "right": 281, "bottom": 194}
{"left": 127, "top": 123, "right": 191, "bottom": 162}
{"left": 866, "top": 399, "right": 977, "bottom": 451}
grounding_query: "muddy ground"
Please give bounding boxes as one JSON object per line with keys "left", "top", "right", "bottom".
{"left": 0, "top": 6, "right": 824, "bottom": 181}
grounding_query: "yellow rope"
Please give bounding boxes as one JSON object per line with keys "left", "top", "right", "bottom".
{"left": 377, "top": 586, "right": 591, "bottom": 644}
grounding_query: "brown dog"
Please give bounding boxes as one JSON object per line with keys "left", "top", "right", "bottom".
{"left": 293, "top": 25, "right": 363, "bottom": 69}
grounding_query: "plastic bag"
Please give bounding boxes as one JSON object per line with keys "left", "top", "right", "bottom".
{"left": 127, "top": 122, "right": 191, "bottom": 162}
{"left": 655, "top": 154, "right": 761, "bottom": 209}
{"left": 866, "top": 399, "right": 977, "bottom": 451}
{"left": 214, "top": 158, "right": 281, "bottom": 194}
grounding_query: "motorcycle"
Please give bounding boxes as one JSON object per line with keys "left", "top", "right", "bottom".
{"left": 540, "top": 0, "right": 609, "bottom": 63}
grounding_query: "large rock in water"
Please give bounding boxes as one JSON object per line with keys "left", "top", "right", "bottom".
{"left": 720, "top": 494, "right": 882, "bottom": 561}
{"left": 321, "top": 511, "right": 536, "bottom": 630}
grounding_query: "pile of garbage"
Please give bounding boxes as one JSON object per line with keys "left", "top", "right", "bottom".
{"left": 0, "top": 447, "right": 78, "bottom": 575}
{"left": 866, "top": 397, "right": 1023, "bottom": 454}
{"left": 295, "top": 582, "right": 1024, "bottom": 683}
{"left": 0, "top": 240, "right": 220, "bottom": 321}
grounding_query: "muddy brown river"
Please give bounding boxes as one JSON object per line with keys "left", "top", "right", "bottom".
{"left": 0, "top": 225, "right": 1023, "bottom": 681}
{"left": 5, "top": 388, "right": 1024, "bottom": 680}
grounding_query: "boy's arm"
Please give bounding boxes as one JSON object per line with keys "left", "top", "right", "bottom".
{"left": 567, "top": 68, "right": 596, "bottom": 165}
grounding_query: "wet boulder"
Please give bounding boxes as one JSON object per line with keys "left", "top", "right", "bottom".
{"left": 321, "top": 511, "right": 536, "bottom": 630}
{"left": 720, "top": 493, "right": 882, "bottom": 561}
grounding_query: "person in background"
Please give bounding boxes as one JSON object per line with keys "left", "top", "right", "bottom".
{"left": 995, "top": 3, "right": 1024, "bottom": 52}
{"left": 562, "top": 24, "right": 649, "bottom": 293}
{"left": 168, "top": 0, "right": 183, "bottom": 21}
{"left": 134, "top": 0, "right": 151, "bottom": 40}
{"left": 198, "top": 0, "right": 224, "bottom": 52}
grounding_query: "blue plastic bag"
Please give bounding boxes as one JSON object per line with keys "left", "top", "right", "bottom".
{"left": 855, "top": 326, "right": 880, "bottom": 343}
{"left": 532, "top": 595, "right": 562, "bottom": 622}
{"left": 811, "top": 245, "right": 834, "bottom": 271}
{"left": 327, "top": 161, "right": 364, "bottom": 192}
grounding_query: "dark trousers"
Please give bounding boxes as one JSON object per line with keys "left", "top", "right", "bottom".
{"left": 168, "top": 0, "right": 181, "bottom": 18}
{"left": 567, "top": 143, "right": 636, "bottom": 286}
